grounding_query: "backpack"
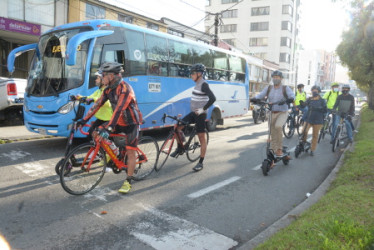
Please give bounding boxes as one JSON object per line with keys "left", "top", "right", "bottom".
{"left": 265, "top": 85, "right": 288, "bottom": 100}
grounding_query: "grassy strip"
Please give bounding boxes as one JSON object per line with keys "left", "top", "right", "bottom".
{"left": 255, "top": 105, "right": 374, "bottom": 250}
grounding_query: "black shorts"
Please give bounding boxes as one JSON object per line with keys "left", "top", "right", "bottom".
{"left": 112, "top": 124, "right": 139, "bottom": 150}
{"left": 182, "top": 112, "right": 207, "bottom": 133}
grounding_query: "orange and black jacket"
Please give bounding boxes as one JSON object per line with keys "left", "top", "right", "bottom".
{"left": 82, "top": 80, "right": 143, "bottom": 127}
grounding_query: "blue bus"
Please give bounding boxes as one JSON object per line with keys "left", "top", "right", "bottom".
{"left": 8, "top": 19, "right": 251, "bottom": 137}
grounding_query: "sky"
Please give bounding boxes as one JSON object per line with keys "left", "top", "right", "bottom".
{"left": 298, "top": 0, "right": 351, "bottom": 51}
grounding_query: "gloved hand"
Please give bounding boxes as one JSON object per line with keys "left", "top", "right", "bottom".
{"left": 278, "top": 100, "right": 286, "bottom": 105}
{"left": 76, "top": 119, "right": 87, "bottom": 128}
{"left": 299, "top": 100, "right": 304, "bottom": 106}
{"left": 85, "top": 98, "right": 94, "bottom": 104}
{"left": 195, "top": 108, "right": 205, "bottom": 115}
{"left": 286, "top": 98, "right": 294, "bottom": 104}
{"left": 250, "top": 98, "right": 258, "bottom": 103}
{"left": 347, "top": 115, "right": 352, "bottom": 122}
{"left": 98, "top": 127, "right": 110, "bottom": 139}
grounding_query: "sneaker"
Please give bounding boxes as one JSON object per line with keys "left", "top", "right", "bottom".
{"left": 98, "top": 154, "right": 111, "bottom": 167}
{"left": 193, "top": 163, "right": 203, "bottom": 172}
{"left": 353, "top": 130, "right": 359, "bottom": 133}
{"left": 310, "top": 151, "right": 314, "bottom": 156}
{"left": 170, "top": 147, "right": 184, "bottom": 158}
{"left": 118, "top": 180, "right": 131, "bottom": 194}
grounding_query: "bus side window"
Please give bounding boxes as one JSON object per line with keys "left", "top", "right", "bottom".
{"left": 145, "top": 34, "right": 168, "bottom": 76}
{"left": 124, "top": 29, "right": 146, "bottom": 76}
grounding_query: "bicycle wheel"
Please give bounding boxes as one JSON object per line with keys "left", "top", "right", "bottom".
{"left": 60, "top": 142, "right": 106, "bottom": 195}
{"left": 296, "top": 115, "right": 304, "bottom": 135}
{"left": 318, "top": 125, "right": 325, "bottom": 143}
{"left": 155, "top": 133, "right": 176, "bottom": 172}
{"left": 186, "top": 129, "right": 209, "bottom": 162}
{"left": 283, "top": 116, "right": 295, "bottom": 139}
{"left": 332, "top": 127, "right": 341, "bottom": 152}
{"left": 132, "top": 136, "right": 159, "bottom": 181}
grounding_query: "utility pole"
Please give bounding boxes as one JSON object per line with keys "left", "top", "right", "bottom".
{"left": 214, "top": 13, "right": 219, "bottom": 46}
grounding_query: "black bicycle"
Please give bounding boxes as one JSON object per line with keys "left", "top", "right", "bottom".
{"left": 283, "top": 108, "right": 304, "bottom": 138}
{"left": 251, "top": 102, "right": 267, "bottom": 124}
{"left": 156, "top": 114, "right": 209, "bottom": 172}
{"left": 332, "top": 113, "right": 350, "bottom": 152}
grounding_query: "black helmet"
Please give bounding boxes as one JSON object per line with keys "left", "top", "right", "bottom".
{"left": 311, "top": 85, "right": 321, "bottom": 92}
{"left": 190, "top": 63, "right": 206, "bottom": 74}
{"left": 99, "top": 62, "right": 124, "bottom": 74}
{"left": 342, "top": 84, "right": 350, "bottom": 89}
{"left": 271, "top": 70, "right": 283, "bottom": 78}
{"left": 297, "top": 83, "right": 304, "bottom": 88}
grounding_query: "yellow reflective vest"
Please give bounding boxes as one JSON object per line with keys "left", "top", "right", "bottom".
{"left": 323, "top": 90, "right": 340, "bottom": 109}
{"left": 295, "top": 91, "right": 306, "bottom": 106}
{"left": 88, "top": 87, "right": 112, "bottom": 121}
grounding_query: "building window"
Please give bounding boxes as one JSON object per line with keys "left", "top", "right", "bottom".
{"left": 220, "top": 24, "right": 237, "bottom": 33}
{"left": 254, "top": 53, "right": 267, "bottom": 59}
{"left": 8, "top": 0, "right": 24, "bottom": 20}
{"left": 168, "top": 29, "right": 184, "bottom": 37}
{"left": 206, "top": 0, "right": 211, "bottom": 6}
{"left": 223, "top": 39, "right": 235, "bottom": 46}
{"left": 281, "top": 21, "right": 292, "bottom": 32}
{"left": 86, "top": 3, "right": 105, "bottom": 19}
{"left": 282, "top": 5, "right": 293, "bottom": 16}
{"left": 25, "top": 0, "right": 54, "bottom": 26}
{"left": 118, "top": 14, "right": 133, "bottom": 24}
{"left": 222, "top": 0, "right": 238, "bottom": 3}
{"left": 222, "top": 9, "right": 238, "bottom": 18}
{"left": 280, "top": 37, "right": 291, "bottom": 48}
{"left": 147, "top": 22, "right": 159, "bottom": 31}
{"left": 280, "top": 53, "right": 290, "bottom": 63}
{"left": 249, "top": 37, "right": 268, "bottom": 46}
{"left": 250, "top": 22, "right": 269, "bottom": 31}
{"left": 251, "top": 6, "right": 270, "bottom": 16}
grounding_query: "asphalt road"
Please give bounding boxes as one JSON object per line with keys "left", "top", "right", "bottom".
{"left": 0, "top": 111, "right": 357, "bottom": 249}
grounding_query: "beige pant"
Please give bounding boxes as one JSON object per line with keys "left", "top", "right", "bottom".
{"left": 302, "top": 123, "right": 323, "bottom": 152}
{"left": 270, "top": 111, "right": 288, "bottom": 152}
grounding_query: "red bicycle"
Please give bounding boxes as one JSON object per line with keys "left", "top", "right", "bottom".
{"left": 59, "top": 130, "right": 159, "bottom": 195}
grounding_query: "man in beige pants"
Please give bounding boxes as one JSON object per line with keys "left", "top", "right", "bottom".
{"left": 252, "top": 70, "right": 295, "bottom": 158}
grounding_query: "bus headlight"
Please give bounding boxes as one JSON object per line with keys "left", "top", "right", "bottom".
{"left": 58, "top": 102, "right": 74, "bottom": 114}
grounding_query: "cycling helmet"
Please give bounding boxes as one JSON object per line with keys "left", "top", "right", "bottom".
{"left": 271, "top": 70, "right": 283, "bottom": 78}
{"left": 99, "top": 62, "right": 124, "bottom": 74}
{"left": 297, "top": 83, "right": 304, "bottom": 88}
{"left": 342, "top": 84, "right": 350, "bottom": 89}
{"left": 190, "top": 63, "right": 206, "bottom": 73}
{"left": 311, "top": 85, "right": 321, "bottom": 92}
{"left": 331, "top": 82, "right": 339, "bottom": 87}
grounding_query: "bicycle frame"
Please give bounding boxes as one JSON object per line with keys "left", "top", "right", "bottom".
{"left": 81, "top": 133, "right": 148, "bottom": 172}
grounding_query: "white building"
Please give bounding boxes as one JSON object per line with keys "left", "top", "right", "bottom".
{"left": 205, "top": 0, "right": 301, "bottom": 86}
{"left": 297, "top": 49, "right": 336, "bottom": 92}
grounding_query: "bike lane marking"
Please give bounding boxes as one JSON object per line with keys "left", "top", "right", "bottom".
{"left": 131, "top": 203, "right": 238, "bottom": 250}
{"left": 187, "top": 176, "right": 241, "bottom": 199}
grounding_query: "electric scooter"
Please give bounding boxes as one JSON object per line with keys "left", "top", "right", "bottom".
{"left": 253, "top": 100, "right": 291, "bottom": 176}
{"left": 294, "top": 123, "right": 312, "bottom": 158}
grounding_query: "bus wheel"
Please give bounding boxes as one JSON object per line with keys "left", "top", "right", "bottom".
{"left": 207, "top": 110, "right": 219, "bottom": 131}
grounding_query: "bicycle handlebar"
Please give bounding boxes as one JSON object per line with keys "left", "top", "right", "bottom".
{"left": 162, "top": 113, "right": 188, "bottom": 125}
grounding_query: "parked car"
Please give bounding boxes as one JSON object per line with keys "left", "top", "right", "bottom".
{"left": 0, "top": 77, "right": 27, "bottom": 125}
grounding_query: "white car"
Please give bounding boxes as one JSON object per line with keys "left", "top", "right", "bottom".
{"left": 0, "top": 77, "right": 27, "bottom": 124}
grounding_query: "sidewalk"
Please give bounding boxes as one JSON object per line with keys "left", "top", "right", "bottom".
{"left": 0, "top": 125, "right": 54, "bottom": 142}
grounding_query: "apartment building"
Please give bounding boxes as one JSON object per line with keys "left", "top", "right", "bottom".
{"left": 297, "top": 49, "right": 337, "bottom": 91}
{"left": 205, "top": 0, "right": 301, "bottom": 86}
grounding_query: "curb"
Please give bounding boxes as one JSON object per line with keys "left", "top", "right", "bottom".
{"left": 0, "top": 135, "right": 55, "bottom": 144}
{"left": 238, "top": 112, "right": 362, "bottom": 250}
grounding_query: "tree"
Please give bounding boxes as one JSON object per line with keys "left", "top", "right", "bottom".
{"left": 336, "top": 0, "right": 374, "bottom": 109}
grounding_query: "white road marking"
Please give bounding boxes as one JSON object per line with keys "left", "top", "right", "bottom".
{"left": 1, "top": 150, "right": 31, "bottom": 161}
{"left": 132, "top": 203, "right": 238, "bottom": 250}
{"left": 187, "top": 176, "right": 241, "bottom": 199}
{"left": 15, "top": 162, "right": 51, "bottom": 178}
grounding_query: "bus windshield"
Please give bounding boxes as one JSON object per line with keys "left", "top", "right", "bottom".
{"left": 27, "top": 27, "right": 92, "bottom": 96}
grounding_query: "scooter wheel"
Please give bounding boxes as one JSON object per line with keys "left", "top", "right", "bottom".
{"left": 55, "top": 158, "right": 64, "bottom": 175}
{"left": 282, "top": 157, "right": 290, "bottom": 165}
{"left": 261, "top": 160, "right": 271, "bottom": 176}
{"left": 294, "top": 146, "right": 300, "bottom": 158}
